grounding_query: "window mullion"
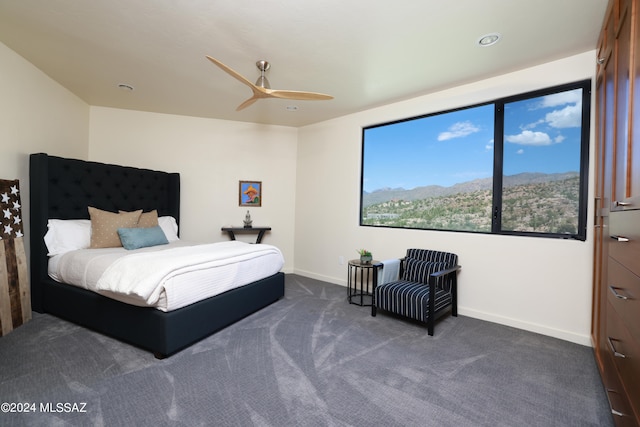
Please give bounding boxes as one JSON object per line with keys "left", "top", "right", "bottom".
{"left": 492, "top": 102, "right": 505, "bottom": 233}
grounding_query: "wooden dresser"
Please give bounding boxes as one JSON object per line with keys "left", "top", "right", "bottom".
{"left": 593, "top": 0, "right": 640, "bottom": 425}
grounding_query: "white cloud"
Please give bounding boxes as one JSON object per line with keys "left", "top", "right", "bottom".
{"left": 517, "top": 149, "right": 524, "bottom": 154}
{"left": 437, "top": 121, "right": 479, "bottom": 141}
{"left": 535, "top": 89, "right": 582, "bottom": 109}
{"left": 546, "top": 104, "right": 581, "bottom": 128}
{"left": 485, "top": 139, "right": 494, "bottom": 151}
{"left": 505, "top": 130, "right": 553, "bottom": 146}
{"left": 554, "top": 135, "right": 565, "bottom": 143}
{"left": 522, "top": 119, "right": 544, "bottom": 130}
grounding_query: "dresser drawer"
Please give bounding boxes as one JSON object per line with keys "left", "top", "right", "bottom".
{"left": 606, "top": 304, "right": 640, "bottom": 423}
{"left": 609, "top": 210, "right": 640, "bottom": 277}
{"left": 606, "top": 388, "right": 637, "bottom": 427}
{"left": 608, "top": 258, "right": 640, "bottom": 343}
{"left": 598, "top": 348, "right": 636, "bottom": 427}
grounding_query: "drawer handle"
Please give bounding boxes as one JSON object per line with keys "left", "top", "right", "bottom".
{"left": 614, "top": 200, "right": 632, "bottom": 207}
{"left": 609, "top": 286, "right": 629, "bottom": 300}
{"left": 611, "top": 408, "right": 625, "bottom": 417}
{"left": 607, "top": 337, "right": 627, "bottom": 358}
{"left": 605, "top": 389, "right": 627, "bottom": 417}
{"left": 610, "top": 235, "right": 630, "bottom": 242}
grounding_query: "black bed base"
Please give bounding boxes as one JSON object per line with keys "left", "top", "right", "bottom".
{"left": 42, "top": 272, "right": 285, "bottom": 358}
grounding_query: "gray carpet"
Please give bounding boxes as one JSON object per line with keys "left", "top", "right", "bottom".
{"left": 0, "top": 274, "right": 613, "bottom": 427}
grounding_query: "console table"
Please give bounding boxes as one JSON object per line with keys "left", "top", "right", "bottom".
{"left": 221, "top": 227, "right": 271, "bottom": 244}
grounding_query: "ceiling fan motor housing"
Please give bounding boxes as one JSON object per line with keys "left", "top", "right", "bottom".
{"left": 255, "top": 60, "right": 271, "bottom": 88}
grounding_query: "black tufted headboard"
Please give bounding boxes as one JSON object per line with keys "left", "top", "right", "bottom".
{"left": 29, "top": 153, "right": 180, "bottom": 312}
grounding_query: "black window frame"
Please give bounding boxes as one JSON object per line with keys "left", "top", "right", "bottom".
{"left": 360, "top": 79, "right": 592, "bottom": 241}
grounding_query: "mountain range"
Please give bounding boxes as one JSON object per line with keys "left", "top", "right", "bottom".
{"left": 362, "top": 172, "right": 579, "bottom": 207}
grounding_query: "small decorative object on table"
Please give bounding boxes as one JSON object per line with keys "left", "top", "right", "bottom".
{"left": 357, "top": 249, "right": 372, "bottom": 264}
{"left": 243, "top": 210, "right": 253, "bottom": 228}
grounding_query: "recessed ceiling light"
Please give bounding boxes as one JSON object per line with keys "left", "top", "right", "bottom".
{"left": 477, "top": 33, "right": 501, "bottom": 47}
{"left": 285, "top": 105, "right": 298, "bottom": 111}
{"left": 117, "top": 83, "right": 134, "bottom": 91}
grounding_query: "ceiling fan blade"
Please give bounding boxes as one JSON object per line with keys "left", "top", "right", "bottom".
{"left": 205, "top": 55, "right": 256, "bottom": 90}
{"left": 236, "top": 96, "right": 261, "bottom": 111}
{"left": 267, "top": 89, "right": 334, "bottom": 101}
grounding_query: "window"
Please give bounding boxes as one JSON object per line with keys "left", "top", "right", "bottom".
{"left": 360, "top": 80, "right": 591, "bottom": 240}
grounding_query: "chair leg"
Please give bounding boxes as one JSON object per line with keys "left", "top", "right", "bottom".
{"left": 451, "top": 276, "right": 458, "bottom": 317}
{"left": 371, "top": 288, "right": 377, "bottom": 316}
{"left": 426, "top": 299, "right": 434, "bottom": 335}
{"left": 428, "top": 279, "right": 435, "bottom": 336}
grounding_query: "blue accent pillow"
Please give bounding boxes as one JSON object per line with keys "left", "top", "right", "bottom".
{"left": 117, "top": 226, "right": 169, "bottom": 250}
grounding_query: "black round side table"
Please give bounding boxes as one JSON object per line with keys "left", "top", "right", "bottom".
{"left": 347, "top": 259, "right": 379, "bottom": 306}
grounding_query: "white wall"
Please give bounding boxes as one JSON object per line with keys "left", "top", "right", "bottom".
{"left": 2, "top": 36, "right": 598, "bottom": 346}
{"left": 0, "top": 41, "right": 89, "bottom": 257}
{"left": 88, "top": 107, "right": 298, "bottom": 273}
{"left": 295, "top": 51, "right": 597, "bottom": 345}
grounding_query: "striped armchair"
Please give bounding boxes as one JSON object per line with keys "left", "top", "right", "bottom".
{"left": 371, "top": 249, "right": 461, "bottom": 335}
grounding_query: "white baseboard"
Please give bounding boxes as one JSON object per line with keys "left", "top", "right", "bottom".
{"left": 459, "top": 307, "right": 592, "bottom": 347}
{"left": 292, "top": 269, "right": 346, "bottom": 287}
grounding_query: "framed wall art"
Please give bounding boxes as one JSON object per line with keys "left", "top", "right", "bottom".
{"left": 239, "top": 181, "right": 262, "bottom": 207}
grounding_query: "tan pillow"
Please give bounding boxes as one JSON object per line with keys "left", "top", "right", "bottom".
{"left": 89, "top": 207, "right": 142, "bottom": 248}
{"left": 119, "top": 209, "right": 159, "bottom": 228}
{"left": 138, "top": 210, "right": 159, "bottom": 228}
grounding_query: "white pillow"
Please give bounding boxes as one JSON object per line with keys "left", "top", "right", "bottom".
{"left": 44, "top": 216, "right": 178, "bottom": 255}
{"left": 44, "top": 219, "right": 91, "bottom": 256}
{"left": 158, "top": 216, "right": 179, "bottom": 241}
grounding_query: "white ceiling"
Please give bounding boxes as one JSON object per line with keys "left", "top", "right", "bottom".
{"left": 0, "top": 1, "right": 608, "bottom": 127}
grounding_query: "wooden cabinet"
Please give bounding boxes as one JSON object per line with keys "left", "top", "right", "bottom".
{"left": 593, "top": 1, "right": 640, "bottom": 426}
{"left": 610, "top": 0, "right": 640, "bottom": 209}
{"left": 613, "top": 0, "right": 632, "bottom": 208}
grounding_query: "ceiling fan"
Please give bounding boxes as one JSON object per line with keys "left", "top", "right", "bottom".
{"left": 205, "top": 56, "right": 334, "bottom": 111}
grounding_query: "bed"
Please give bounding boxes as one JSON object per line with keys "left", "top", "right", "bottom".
{"left": 29, "top": 153, "right": 285, "bottom": 358}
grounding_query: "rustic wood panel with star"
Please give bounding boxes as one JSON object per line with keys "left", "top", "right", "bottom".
{"left": 0, "top": 179, "right": 31, "bottom": 336}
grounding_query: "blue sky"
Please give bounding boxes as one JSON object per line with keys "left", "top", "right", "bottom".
{"left": 362, "top": 88, "right": 583, "bottom": 192}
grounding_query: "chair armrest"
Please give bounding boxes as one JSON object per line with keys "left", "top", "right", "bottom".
{"left": 429, "top": 264, "right": 461, "bottom": 278}
{"left": 428, "top": 264, "right": 461, "bottom": 292}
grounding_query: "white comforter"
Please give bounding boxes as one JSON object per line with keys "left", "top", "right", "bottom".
{"left": 48, "top": 241, "right": 284, "bottom": 311}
